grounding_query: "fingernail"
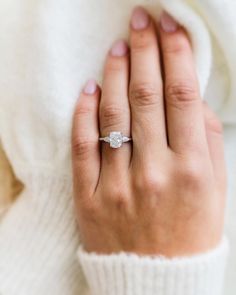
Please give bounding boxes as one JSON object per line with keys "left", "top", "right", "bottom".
{"left": 110, "top": 40, "right": 128, "bottom": 57}
{"left": 160, "top": 12, "right": 178, "bottom": 33}
{"left": 83, "top": 79, "right": 97, "bottom": 95}
{"left": 131, "top": 7, "right": 150, "bottom": 30}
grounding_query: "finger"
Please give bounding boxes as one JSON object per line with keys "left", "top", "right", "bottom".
{"left": 129, "top": 7, "right": 166, "bottom": 162}
{"left": 72, "top": 79, "right": 101, "bottom": 198}
{"left": 203, "top": 102, "right": 226, "bottom": 185}
{"left": 99, "top": 40, "right": 131, "bottom": 173}
{"left": 160, "top": 12, "right": 207, "bottom": 155}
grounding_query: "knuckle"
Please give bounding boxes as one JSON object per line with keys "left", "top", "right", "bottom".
{"left": 105, "top": 59, "right": 124, "bottom": 74}
{"left": 206, "top": 116, "right": 223, "bottom": 135}
{"left": 74, "top": 105, "right": 93, "bottom": 117}
{"left": 179, "top": 160, "right": 204, "bottom": 186}
{"left": 203, "top": 102, "right": 223, "bottom": 135}
{"left": 166, "top": 81, "right": 198, "bottom": 107}
{"left": 132, "top": 35, "right": 155, "bottom": 52}
{"left": 101, "top": 105, "right": 126, "bottom": 130}
{"left": 72, "top": 138, "right": 95, "bottom": 159}
{"left": 106, "top": 186, "right": 129, "bottom": 208}
{"left": 134, "top": 171, "right": 165, "bottom": 195}
{"left": 130, "top": 83, "right": 161, "bottom": 107}
{"left": 163, "top": 34, "right": 190, "bottom": 54}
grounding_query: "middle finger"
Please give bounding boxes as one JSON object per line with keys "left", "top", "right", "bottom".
{"left": 129, "top": 7, "right": 167, "bottom": 163}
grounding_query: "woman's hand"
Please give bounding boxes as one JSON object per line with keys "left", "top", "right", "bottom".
{"left": 72, "top": 7, "right": 226, "bottom": 257}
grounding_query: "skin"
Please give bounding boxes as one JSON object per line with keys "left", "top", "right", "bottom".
{"left": 71, "top": 8, "right": 227, "bottom": 257}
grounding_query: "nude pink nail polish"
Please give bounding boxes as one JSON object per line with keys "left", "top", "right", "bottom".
{"left": 160, "top": 12, "right": 178, "bottom": 33}
{"left": 131, "top": 7, "right": 150, "bottom": 30}
{"left": 83, "top": 79, "right": 97, "bottom": 95}
{"left": 110, "top": 40, "right": 128, "bottom": 57}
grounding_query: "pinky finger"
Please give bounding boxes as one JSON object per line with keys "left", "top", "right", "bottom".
{"left": 203, "top": 102, "right": 227, "bottom": 187}
{"left": 72, "top": 79, "right": 101, "bottom": 199}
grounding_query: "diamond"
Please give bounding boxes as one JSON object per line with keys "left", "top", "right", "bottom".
{"left": 109, "top": 132, "right": 123, "bottom": 148}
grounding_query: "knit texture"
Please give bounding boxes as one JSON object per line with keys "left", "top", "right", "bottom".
{"left": 78, "top": 238, "right": 229, "bottom": 295}
{"left": 0, "top": 0, "right": 235, "bottom": 294}
{"left": 0, "top": 171, "right": 86, "bottom": 295}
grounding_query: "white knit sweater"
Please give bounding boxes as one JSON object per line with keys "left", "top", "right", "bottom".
{"left": 0, "top": 0, "right": 235, "bottom": 294}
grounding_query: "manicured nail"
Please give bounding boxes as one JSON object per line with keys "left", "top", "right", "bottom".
{"left": 160, "top": 12, "right": 178, "bottom": 33}
{"left": 110, "top": 40, "right": 128, "bottom": 57}
{"left": 83, "top": 79, "right": 97, "bottom": 95}
{"left": 131, "top": 7, "right": 150, "bottom": 30}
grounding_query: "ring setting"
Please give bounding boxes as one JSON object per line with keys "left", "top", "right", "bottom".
{"left": 99, "top": 131, "right": 132, "bottom": 149}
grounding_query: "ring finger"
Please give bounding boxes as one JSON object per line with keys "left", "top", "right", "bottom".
{"left": 99, "top": 40, "right": 131, "bottom": 174}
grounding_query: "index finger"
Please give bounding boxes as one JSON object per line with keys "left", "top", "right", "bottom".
{"left": 72, "top": 80, "right": 101, "bottom": 197}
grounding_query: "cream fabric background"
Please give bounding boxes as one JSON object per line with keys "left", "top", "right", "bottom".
{"left": 0, "top": 0, "right": 235, "bottom": 293}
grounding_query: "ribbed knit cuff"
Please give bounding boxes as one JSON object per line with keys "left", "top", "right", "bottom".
{"left": 78, "top": 238, "right": 229, "bottom": 295}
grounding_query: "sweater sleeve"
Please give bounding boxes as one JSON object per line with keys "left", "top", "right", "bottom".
{"left": 77, "top": 238, "right": 229, "bottom": 295}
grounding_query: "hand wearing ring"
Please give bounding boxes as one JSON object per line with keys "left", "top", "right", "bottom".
{"left": 72, "top": 8, "right": 226, "bottom": 257}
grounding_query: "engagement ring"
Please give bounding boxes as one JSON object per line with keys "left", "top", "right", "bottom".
{"left": 99, "top": 131, "right": 132, "bottom": 149}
